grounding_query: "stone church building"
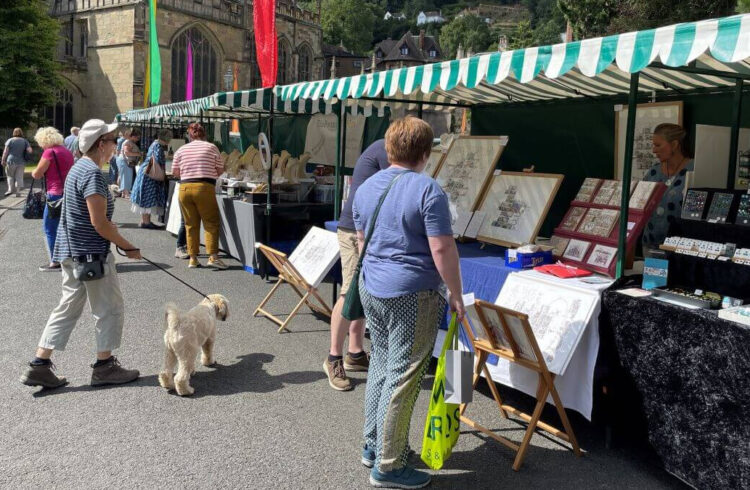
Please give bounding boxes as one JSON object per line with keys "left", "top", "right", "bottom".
{"left": 46, "top": 0, "right": 325, "bottom": 128}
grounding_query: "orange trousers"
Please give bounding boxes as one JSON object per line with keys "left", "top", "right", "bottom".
{"left": 178, "top": 182, "right": 220, "bottom": 256}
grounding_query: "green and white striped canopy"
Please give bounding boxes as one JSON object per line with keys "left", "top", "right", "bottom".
{"left": 119, "top": 87, "right": 387, "bottom": 123}
{"left": 278, "top": 13, "right": 750, "bottom": 108}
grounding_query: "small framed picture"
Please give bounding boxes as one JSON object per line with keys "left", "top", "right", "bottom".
{"left": 563, "top": 239, "right": 591, "bottom": 262}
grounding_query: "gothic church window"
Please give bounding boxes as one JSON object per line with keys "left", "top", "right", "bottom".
{"left": 171, "top": 27, "right": 219, "bottom": 102}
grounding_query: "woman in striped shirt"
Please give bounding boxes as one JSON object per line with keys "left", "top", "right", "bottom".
{"left": 172, "top": 123, "right": 226, "bottom": 269}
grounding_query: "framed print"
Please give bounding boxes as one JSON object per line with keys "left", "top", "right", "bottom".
{"left": 629, "top": 180, "right": 658, "bottom": 210}
{"left": 563, "top": 239, "right": 591, "bottom": 262}
{"left": 549, "top": 235, "right": 570, "bottom": 257}
{"left": 475, "top": 171, "right": 564, "bottom": 247}
{"left": 608, "top": 180, "right": 638, "bottom": 207}
{"left": 586, "top": 244, "right": 617, "bottom": 269}
{"left": 433, "top": 136, "right": 508, "bottom": 217}
{"left": 592, "top": 180, "right": 619, "bottom": 205}
{"left": 423, "top": 150, "right": 445, "bottom": 178}
{"left": 574, "top": 178, "right": 602, "bottom": 203}
{"left": 559, "top": 207, "right": 587, "bottom": 231}
{"left": 615, "top": 101, "right": 683, "bottom": 181}
{"left": 576, "top": 208, "right": 619, "bottom": 237}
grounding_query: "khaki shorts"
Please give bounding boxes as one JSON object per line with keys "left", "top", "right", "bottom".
{"left": 338, "top": 228, "right": 360, "bottom": 295}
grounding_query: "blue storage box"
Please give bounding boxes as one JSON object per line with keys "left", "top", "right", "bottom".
{"left": 504, "top": 248, "right": 554, "bottom": 269}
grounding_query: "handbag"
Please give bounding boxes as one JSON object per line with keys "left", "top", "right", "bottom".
{"left": 421, "top": 313, "right": 462, "bottom": 470}
{"left": 341, "top": 170, "right": 411, "bottom": 321}
{"left": 145, "top": 154, "right": 165, "bottom": 181}
{"left": 46, "top": 151, "right": 63, "bottom": 219}
{"left": 22, "top": 179, "right": 46, "bottom": 219}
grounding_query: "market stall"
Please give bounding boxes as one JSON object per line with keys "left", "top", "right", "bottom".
{"left": 276, "top": 13, "right": 750, "bottom": 486}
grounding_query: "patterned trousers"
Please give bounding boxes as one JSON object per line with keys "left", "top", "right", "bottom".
{"left": 361, "top": 282, "right": 446, "bottom": 472}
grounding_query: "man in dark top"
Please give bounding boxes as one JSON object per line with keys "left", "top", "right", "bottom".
{"left": 323, "top": 139, "right": 389, "bottom": 391}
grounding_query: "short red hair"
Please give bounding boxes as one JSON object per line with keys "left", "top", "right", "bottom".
{"left": 188, "top": 123, "right": 206, "bottom": 140}
{"left": 384, "top": 116, "right": 433, "bottom": 167}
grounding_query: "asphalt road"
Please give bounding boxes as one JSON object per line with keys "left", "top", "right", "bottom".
{"left": 0, "top": 180, "right": 686, "bottom": 489}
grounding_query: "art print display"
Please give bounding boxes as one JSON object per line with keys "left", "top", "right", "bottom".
{"left": 681, "top": 190, "right": 709, "bottom": 220}
{"left": 562, "top": 239, "right": 591, "bottom": 262}
{"left": 586, "top": 244, "right": 617, "bottom": 269}
{"left": 592, "top": 180, "right": 619, "bottom": 205}
{"left": 607, "top": 180, "right": 638, "bottom": 207}
{"left": 288, "top": 226, "right": 341, "bottom": 288}
{"left": 423, "top": 150, "right": 444, "bottom": 178}
{"left": 615, "top": 101, "right": 683, "bottom": 180}
{"left": 495, "top": 274, "right": 600, "bottom": 374}
{"left": 475, "top": 171, "right": 563, "bottom": 247}
{"left": 559, "top": 207, "right": 587, "bottom": 231}
{"left": 576, "top": 208, "right": 619, "bottom": 237}
{"left": 629, "top": 180, "right": 658, "bottom": 210}
{"left": 549, "top": 235, "right": 570, "bottom": 257}
{"left": 574, "top": 178, "right": 602, "bottom": 203}
{"left": 706, "top": 192, "right": 734, "bottom": 223}
{"left": 736, "top": 194, "right": 750, "bottom": 225}
{"left": 433, "top": 136, "right": 507, "bottom": 217}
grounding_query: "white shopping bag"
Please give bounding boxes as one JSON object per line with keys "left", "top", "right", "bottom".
{"left": 444, "top": 317, "right": 474, "bottom": 405}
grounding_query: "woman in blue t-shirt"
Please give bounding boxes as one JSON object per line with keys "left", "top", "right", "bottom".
{"left": 352, "top": 117, "right": 464, "bottom": 489}
{"left": 21, "top": 119, "right": 143, "bottom": 391}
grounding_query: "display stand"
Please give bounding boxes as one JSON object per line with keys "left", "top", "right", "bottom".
{"left": 253, "top": 243, "right": 333, "bottom": 332}
{"left": 458, "top": 299, "right": 581, "bottom": 471}
{"left": 552, "top": 180, "right": 666, "bottom": 276}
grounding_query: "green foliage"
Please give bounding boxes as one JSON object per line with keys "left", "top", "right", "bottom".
{"left": 320, "top": 0, "right": 376, "bottom": 54}
{"left": 508, "top": 19, "right": 534, "bottom": 49}
{"left": 739, "top": 0, "right": 750, "bottom": 12}
{"left": 558, "top": 0, "right": 617, "bottom": 39}
{"left": 0, "top": 0, "right": 60, "bottom": 127}
{"left": 440, "top": 14, "right": 494, "bottom": 58}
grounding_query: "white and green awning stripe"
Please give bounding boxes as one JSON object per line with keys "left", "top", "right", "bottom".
{"left": 278, "top": 13, "right": 750, "bottom": 106}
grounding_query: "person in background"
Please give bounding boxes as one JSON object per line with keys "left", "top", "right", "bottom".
{"left": 171, "top": 123, "right": 226, "bottom": 269}
{"left": 20, "top": 119, "right": 142, "bottom": 390}
{"left": 352, "top": 116, "right": 464, "bottom": 489}
{"left": 2, "top": 128, "right": 32, "bottom": 197}
{"left": 31, "top": 127, "right": 75, "bottom": 271}
{"left": 323, "top": 139, "right": 389, "bottom": 392}
{"left": 64, "top": 127, "right": 79, "bottom": 154}
{"left": 117, "top": 128, "right": 141, "bottom": 199}
{"left": 642, "top": 123, "right": 694, "bottom": 250}
{"left": 175, "top": 221, "right": 188, "bottom": 259}
{"left": 130, "top": 129, "right": 171, "bottom": 229}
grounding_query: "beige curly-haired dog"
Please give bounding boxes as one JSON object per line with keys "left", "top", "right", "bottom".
{"left": 158, "top": 294, "right": 229, "bottom": 396}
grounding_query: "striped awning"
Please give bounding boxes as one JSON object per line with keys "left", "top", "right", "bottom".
{"left": 278, "top": 13, "right": 750, "bottom": 107}
{"left": 118, "top": 88, "right": 388, "bottom": 123}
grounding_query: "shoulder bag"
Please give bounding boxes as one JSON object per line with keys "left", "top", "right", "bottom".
{"left": 22, "top": 179, "right": 46, "bottom": 219}
{"left": 145, "top": 149, "right": 165, "bottom": 181}
{"left": 341, "top": 170, "right": 411, "bottom": 320}
{"left": 45, "top": 150, "right": 64, "bottom": 219}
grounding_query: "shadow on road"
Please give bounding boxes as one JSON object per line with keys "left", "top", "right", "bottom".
{"left": 116, "top": 262, "right": 173, "bottom": 273}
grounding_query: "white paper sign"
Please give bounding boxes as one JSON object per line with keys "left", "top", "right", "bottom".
{"left": 288, "top": 226, "right": 341, "bottom": 288}
{"left": 304, "top": 113, "right": 366, "bottom": 167}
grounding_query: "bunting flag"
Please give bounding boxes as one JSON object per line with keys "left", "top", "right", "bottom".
{"left": 186, "top": 34, "right": 194, "bottom": 101}
{"left": 253, "top": 0, "right": 277, "bottom": 88}
{"left": 144, "top": 0, "right": 161, "bottom": 106}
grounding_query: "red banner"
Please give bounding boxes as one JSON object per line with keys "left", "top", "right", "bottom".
{"left": 253, "top": 0, "right": 277, "bottom": 88}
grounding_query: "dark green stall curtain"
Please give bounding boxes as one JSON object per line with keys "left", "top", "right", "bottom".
{"left": 362, "top": 112, "right": 390, "bottom": 151}
{"left": 238, "top": 115, "right": 310, "bottom": 156}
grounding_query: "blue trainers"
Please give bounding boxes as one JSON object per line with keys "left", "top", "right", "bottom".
{"left": 369, "top": 465, "right": 431, "bottom": 489}
{"left": 362, "top": 444, "right": 376, "bottom": 468}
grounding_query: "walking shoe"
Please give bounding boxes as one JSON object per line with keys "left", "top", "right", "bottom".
{"left": 369, "top": 465, "right": 431, "bottom": 489}
{"left": 38, "top": 263, "right": 61, "bottom": 272}
{"left": 139, "top": 222, "right": 161, "bottom": 230}
{"left": 90, "top": 357, "right": 139, "bottom": 386}
{"left": 362, "top": 444, "right": 376, "bottom": 468}
{"left": 175, "top": 247, "right": 189, "bottom": 259}
{"left": 323, "top": 358, "right": 352, "bottom": 391}
{"left": 207, "top": 257, "right": 228, "bottom": 270}
{"left": 344, "top": 351, "right": 370, "bottom": 372}
{"left": 20, "top": 363, "right": 68, "bottom": 389}
{"left": 188, "top": 258, "right": 201, "bottom": 268}
{"left": 3, "top": 191, "right": 11, "bottom": 197}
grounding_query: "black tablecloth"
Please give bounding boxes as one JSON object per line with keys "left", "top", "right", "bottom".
{"left": 600, "top": 291, "right": 750, "bottom": 489}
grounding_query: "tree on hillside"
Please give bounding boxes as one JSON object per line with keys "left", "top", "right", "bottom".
{"left": 440, "top": 14, "right": 494, "bottom": 58}
{"left": 739, "top": 0, "right": 750, "bottom": 12}
{"left": 320, "top": 0, "right": 376, "bottom": 54}
{"left": 0, "top": 0, "right": 60, "bottom": 127}
{"left": 508, "top": 19, "right": 534, "bottom": 49}
{"left": 558, "top": 0, "right": 617, "bottom": 39}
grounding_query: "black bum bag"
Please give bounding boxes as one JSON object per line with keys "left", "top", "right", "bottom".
{"left": 71, "top": 254, "right": 107, "bottom": 281}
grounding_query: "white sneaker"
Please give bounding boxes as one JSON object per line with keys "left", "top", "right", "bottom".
{"left": 175, "top": 247, "right": 189, "bottom": 259}
{"left": 207, "top": 257, "right": 228, "bottom": 270}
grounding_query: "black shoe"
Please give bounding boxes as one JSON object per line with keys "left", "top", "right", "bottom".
{"left": 90, "top": 356, "right": 139, "bottom": 386}
{"left": 21, "top": 363, "right": 68, "bottom": 389}
{"left": 139, "top": 222, "right": 161, "bottom": 230}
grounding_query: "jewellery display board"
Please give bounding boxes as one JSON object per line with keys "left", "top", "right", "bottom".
{"left": 736, "top": 194, "right": 750, "bottom": 226}
{"left": 433, "top": 136, "right": 508, "bottom": 219}
{"left": 553, "top": 179, "right": 667, "bottom": 276}
{"left": 474, "top": 171, "right": 563, "bottom": 247}
{"left": 681, "top": 190, "right": 709, "bottom": 220}
{"left": 706, "top": 192, "right": 734, "bottom": 223}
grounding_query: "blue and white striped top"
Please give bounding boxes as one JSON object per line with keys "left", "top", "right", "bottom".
{"left": 53, "top": 157, "right": 114, "bottom": 262}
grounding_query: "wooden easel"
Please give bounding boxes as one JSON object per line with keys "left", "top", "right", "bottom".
{"left": 459, "top": 299, "right": 582, "bottom": 471}
{"left": 253, "top": 243, "right": 332, "bottom": 333}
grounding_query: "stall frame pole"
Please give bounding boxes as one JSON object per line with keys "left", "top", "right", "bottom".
{"left": 616, "top": 73, "right": 640, "bottom": 278}
{"left": 727, "top": 79, "right": 744, "bottom": 189}
{"left": 334, "top": 102, "right": 343, "bottom": 220}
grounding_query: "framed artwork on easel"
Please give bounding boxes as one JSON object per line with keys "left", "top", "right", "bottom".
{"left": 432, "top": 136, "right": 508, "bottom": 217}
{"left": 423, "top": 149, "right": 445, "bottom": 178}
{"left": 615, "top": 101, "right": 683, "bottom": 181}
{"left": 475, "top": 171, "right": 563, "bottom": 247}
